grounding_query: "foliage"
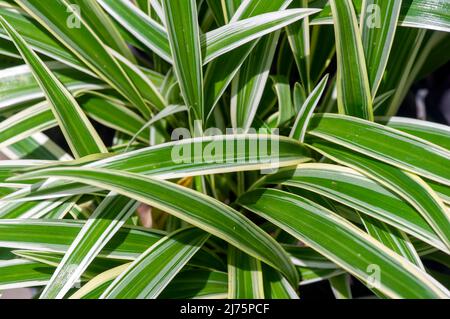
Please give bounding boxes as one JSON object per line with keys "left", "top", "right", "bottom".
{"left": 0, "top": 0, "right": 449, "bottom": 299}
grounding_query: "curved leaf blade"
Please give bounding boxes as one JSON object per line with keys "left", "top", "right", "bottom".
{"left": 15, "top": 0, "right": 151, "bottom": 118}
{"left": 10, "top": 167, "right": 299, "bottom": 285}
{"left": 290, "top": 74, "right": 328, "bottom": 141}
{"left": 0, "top": 15, "right": 107, "bottom": 157}
{"left": 308, "top": 114, "right": 450, "bottom": 186}
{"left": 39, "top": 195, "right": 139, "bottom": 299}
{"left": 264, "top": 163, "right": 448, "bottom": 253}
{"left": 360, "top": 0, "right": 403, "bottom": 96}
{"left": 227, "top": 246, "right": 264, "bottom": 298}
{"left": 238, "top": 188, "right": 450, "bottom": 298}
{"left": 309, "top": 142, "right": 450, "bottom": 251}
{"left": 101, "top": 227, "right": 209, "bottom": 299}
{"left": 162, "top": 0, "right": 204, "bottom": 122}
{"left": 329, "top": 0, "right": 373, "bottom": 120}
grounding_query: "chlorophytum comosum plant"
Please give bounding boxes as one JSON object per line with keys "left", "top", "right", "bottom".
{"left": 0, "top": 0, "right": 449, "bottom": 299}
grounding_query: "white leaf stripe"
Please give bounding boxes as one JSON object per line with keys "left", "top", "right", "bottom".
{"left": 330, "top": 0, "right": 373, "bottom": 120}
{"left": 202, "top": 9, "right": 320, "bottom": 64}
{"left": 101, "top": 227, "right": 209, "bottom": 299}
{"left": 4, "top": 134, "right": 310, "bottom": 202}
{"left": 10, "top": 167, "right": 299, "bottom": 285}
{"left": 15, "top": 0, "right": 150, "bottom": 119}
{"left": 361, "top": 215, "right": 424, "bottom": 269}
{"left": 272, "top": 163, "right": 449, "bottom": 253}
{"left": 0, "top": 15, "right": 107, "bottom": 157}
{"left": 239, "top": 189, "right": 450, "bottom": 298}
{"left": 39, "top": 195, "right": 139, "bottom": 299}
{"left": 162, "top": 0, "right": 204, "bottom": 121}
{"left": 308, "top": 114, "right": 450, "bottom": 186}
{"left": 308, "top": 142, "right": 450, "bottom": 252}
{"left": 361, "top": 0, "right": 403, "bottom": 97}
{"left": 290, "top": 74, "right": 328, "bottom": 141}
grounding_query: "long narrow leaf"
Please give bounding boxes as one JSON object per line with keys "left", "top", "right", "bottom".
{"left": 39, "top": 195, "right": 139, "bottom": 299}
{"left": 360, "top": 0, "right": 403, "bottom": 96}
{"left": 309, "top": 142, "right": 450, "bottom": 251}
{"left": 6, "top": 135, "right": 310, "bottom": 201}
{"left": 0, "top": 15, "right": 107, "bottom": 157}
{"left": 101, "top": 227, "right": 209, "bottom": 299}
{"left": 10, "top": 167, "right": 299, "bottom": 285}
{"left": 329, "top": 0, "right": 373, "bottom": 120}
{"left": 307, "top": 114, "right": 450, "bottom": 186}
{"left": 262, "top": 163, "right": 448, "bottom": 253}
{"left": 162, "top": 0, "right": 204, "bottom": 122}
{"left": 15, "top": 0, "right": 151, "bottom": 118}
{"left": 227, "top": 246, "right": 264, "bottom": 298}
{"left": 238, "top": 188, "right": 450, "bottom": 298}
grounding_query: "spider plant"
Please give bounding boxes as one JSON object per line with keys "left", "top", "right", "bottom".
{"left": 0, "top": 0, "right": 449, "bottom": 300}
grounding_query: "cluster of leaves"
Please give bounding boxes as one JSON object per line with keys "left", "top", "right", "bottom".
{"left": 0, "top": 0, "right": 449, "bottom": 299}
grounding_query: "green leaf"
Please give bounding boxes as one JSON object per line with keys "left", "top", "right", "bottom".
{"left": 329, "top": 274, "right": 352, "bottom": 299}
{"left": 10, "top": 244, "right": 224, "bottom": 274}
{"left": 0, "top": 7, "right": 91, "bottom": 75}
{"left": 271, "top": 75, "right": 295, "bottom": 127}
{"left": 231, "top": 32, "right": 280, "bottom": 131}
{"left": 0, "top": 219, "right": 165, "bottom": 259}
{"left": 329, "top": 0, "right": 373, "bottom": 120}
{"left": 0, "top": 15, "right": 107, "bottom": 157}
{"left": 0, "top": 160, "right": 51, "bottom": 186}
{"left": 374, "top": 28, "right": 426, "bottom": 116}
{"left": 71, "top": 0, "right": 135, "bottom": 63}
{"left": 0, "top": 195, "right": 78, "bottom": 219}
{"left": 74, "top": 267, "right": 228, "bottom": 299}
{"left": 101, "top": 227, "right": 209, "bottom": 299}
{"left": 203, "top": 0, "right": 293, "bottom": 122}
{"left": 360, "top": 0, "right": 403, "bottom": 97}
{"left": 263, "top": 163, "right": 448, "bottom": 253}
{"left": 378, "top": 117, "right": 450, "bottom": 151}
{"left": 162, "top": 0, "right": 204, "bottom": 122}
{"left": 0, "top": 94, "right": 150, "bottom": 150}
{"left": 238, "top": 188, "right": 450, "bottom": 298}
{"left": 311, "top": 0, "right": 450, "bottom": 33}
{"left": 0, "top": 62, "right": 104, "bottom": 112}
{"left": 286, "top": 0, "right": 311, "bottom": 92}
{"left": 159, "top": 269, "right": 228, "bottom": 299}
{"left": 308, "top": 142, "right": 450, "bottom": 252}
{"left": 98, "top": 0, "right": 172, "bottom": 63}
{"left": 262, "top": 264, "right": 299, "bottom": 299}
{"left": 0, "top": 128, "right": 71, "bottom": 161}
{"left": 13, "top": 249, "right": 124, "bottom": 275}
{"left": 202, "top": 9, "right": 320, "bottom": 65}
{"left": 205, "top": 0, "right": 227, "bottom": 26}
{"left": 79, "top": 93, "right": 149, "bottom": 143}
{"left": 108, "top": 49, "right": 166, "bottom": 112}
{"left": 361, "top": 216, "right": 424, "bottom": 268}
{"left": 69, "top": 263, "right": 130, "bottom": 299}
{"left": 283, "top": 244, "right": 338, "bottom": 269}
{"left": 299, "top": 267, "right": 345, "bottom": 286}
{"left": 227, "top": 246, "right": 264, "bottom": 298}
{"left": 0, "top": 37, "right": 21, "bottom": 59}
{"left": 125, "top": 104, "right": 188, "bottom": 150}
{"left": 10, "top": 167, "right": 299, "bottom": 285}
{"left": 0, "top": 259, "right": 53, "bottom": 290}
{"left": 0, "top": 102, "right": 55, "bottom": 152}
{"left": 39, "top": 195, "right": 139, "bottom": 299}
{"left": 7, "top": 135, "right": 310, "bottom": 201}
{"left": 307, "top": 114, "right": 450, "bottom": 186}
{"left": 15, "top": 0, "right": 151, "bottom": 118}
{"left": 290, "top": 74, "right": 328, "bottom": 142}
